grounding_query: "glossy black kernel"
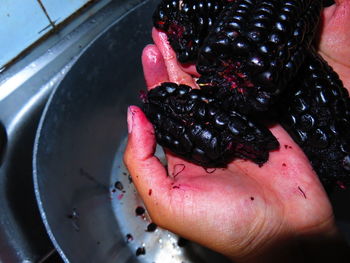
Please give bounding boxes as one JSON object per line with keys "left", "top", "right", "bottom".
{"left": 196, "top": 0, "right": 322, "bottom": 114}
{"left": 152, "top": 0, "right": 228, "bottom": 63}
{"left": 278, "top": 49, "right": 350, "bottom": 190}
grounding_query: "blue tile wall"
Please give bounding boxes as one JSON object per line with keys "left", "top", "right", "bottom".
{"left": 0, "top": 0, "right": 93, "bottom": 69}
{"left": 0, "top": 0, "right": 51, "bottom": 68}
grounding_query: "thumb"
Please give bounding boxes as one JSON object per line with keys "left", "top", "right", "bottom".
{"left": 123, "top": 106, "right": 172, "bottom": 222}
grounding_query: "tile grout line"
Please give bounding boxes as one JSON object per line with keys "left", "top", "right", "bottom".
{"left": 36, "top": 0, "right": 57, "bottom": 30}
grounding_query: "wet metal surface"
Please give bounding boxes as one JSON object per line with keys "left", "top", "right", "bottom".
{"left": 0, "top": 0, "right": 134, "bottom": 262}
{"left": 0, "top": 122, "right": 5, "bottom": 166}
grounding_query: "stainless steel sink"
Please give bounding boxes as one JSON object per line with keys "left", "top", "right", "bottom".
{"left": 0, "top": 0, "right": 146, "bottom": 261}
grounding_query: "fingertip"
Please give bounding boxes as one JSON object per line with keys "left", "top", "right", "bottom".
{"left": 152, "top": 27, "right": 175, "bottom": 61}
{"left": 126, "top": 105, "right": 154, "bottom": 143}
{"left": 142, "top": 44, "right": 169, "bottom": 89}
{"left": 151, "top": 28, "right": 197, "bottom": 87}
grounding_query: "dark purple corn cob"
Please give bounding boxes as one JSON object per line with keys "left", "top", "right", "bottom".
{"left": 197, "top": 0, "right": 323, "bottom": 114}
{"left": 142, "top": 82, "right": 279, "bottom": 167}
{"left": 278, "top": 49, "right": 350, "bottom": 189}
{"left": 153, "top": 0, "right": 229, "bottom": 63}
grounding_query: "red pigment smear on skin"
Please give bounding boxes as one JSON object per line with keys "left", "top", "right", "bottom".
{"left": 148, "top": 189, "right": 152, "bottom": 196}
{"left": 173, "top": 163, "right": 185, "bottom": 177}
{"left": 298, "top": 186, "right": 307, "bottom": 199}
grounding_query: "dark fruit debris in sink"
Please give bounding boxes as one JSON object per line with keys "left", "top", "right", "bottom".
{"left": 114, "top": 181, "right": 124, "bottom": 191}
{"left": 135, "top": 206, "right": 146, "bottom": 216}
{"left": 136, "top": 247, "right": 146, "bottom": 256}
{"left": 126, "top": 233, "right": 134, "bottom": 243}
{"left": 146, "top": 222, "right": 158, "bottom": 232}
{"left": 177, "top": 237, "right": 189, "bottom": 247}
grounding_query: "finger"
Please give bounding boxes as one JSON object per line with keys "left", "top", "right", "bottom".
{"left": 124, "top": 106, "right": 172, "bottom": 210}
{"left": 152, "top": 28, "right": 197, "bottom": 87}
{"left": 142, "top": 44, "right": 169, "bottom": 89}
{"left": 179, "top": 63, "right": 201, "bottom": 78}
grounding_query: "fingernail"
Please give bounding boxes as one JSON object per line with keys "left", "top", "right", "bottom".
{"left": 127, "top": 106, "right": 134, "bottom": 134}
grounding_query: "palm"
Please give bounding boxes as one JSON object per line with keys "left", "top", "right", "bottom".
{"left": 318, "top": 1, "right": 350, "bottom": 88}
{"left": 124, "top": 3, "right": 350, "bottom": 259}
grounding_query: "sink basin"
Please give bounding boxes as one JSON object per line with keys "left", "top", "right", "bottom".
{"left": 33, "top": 0, "right": 231, "bottom": 262}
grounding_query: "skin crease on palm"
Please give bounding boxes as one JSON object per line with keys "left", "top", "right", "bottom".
{"left": 124, "top": 1, "right": 350, "bottom": 261}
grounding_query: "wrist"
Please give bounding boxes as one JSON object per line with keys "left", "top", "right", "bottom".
{"left": 297, "top": 221, "right": 350, "bottom": 262}
{"left": 226, "top": 218, "right": 350, "bottom": 263}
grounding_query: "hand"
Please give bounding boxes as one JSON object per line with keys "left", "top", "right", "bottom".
{"left": 318, "top": 0, "right": 350, "bottom": 89}
{"left": 124, "top": 2, "right": 350, "bottom": 262}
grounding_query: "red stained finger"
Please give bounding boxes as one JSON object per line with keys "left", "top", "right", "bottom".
{"left": 152, "top": 28, "right": 197, "bottom": 88}
{"left": 142, "top": 44, "right": 169, "bottom": 89}
{"left": 124, "top": 106, "right": 172, "bottom": 208}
